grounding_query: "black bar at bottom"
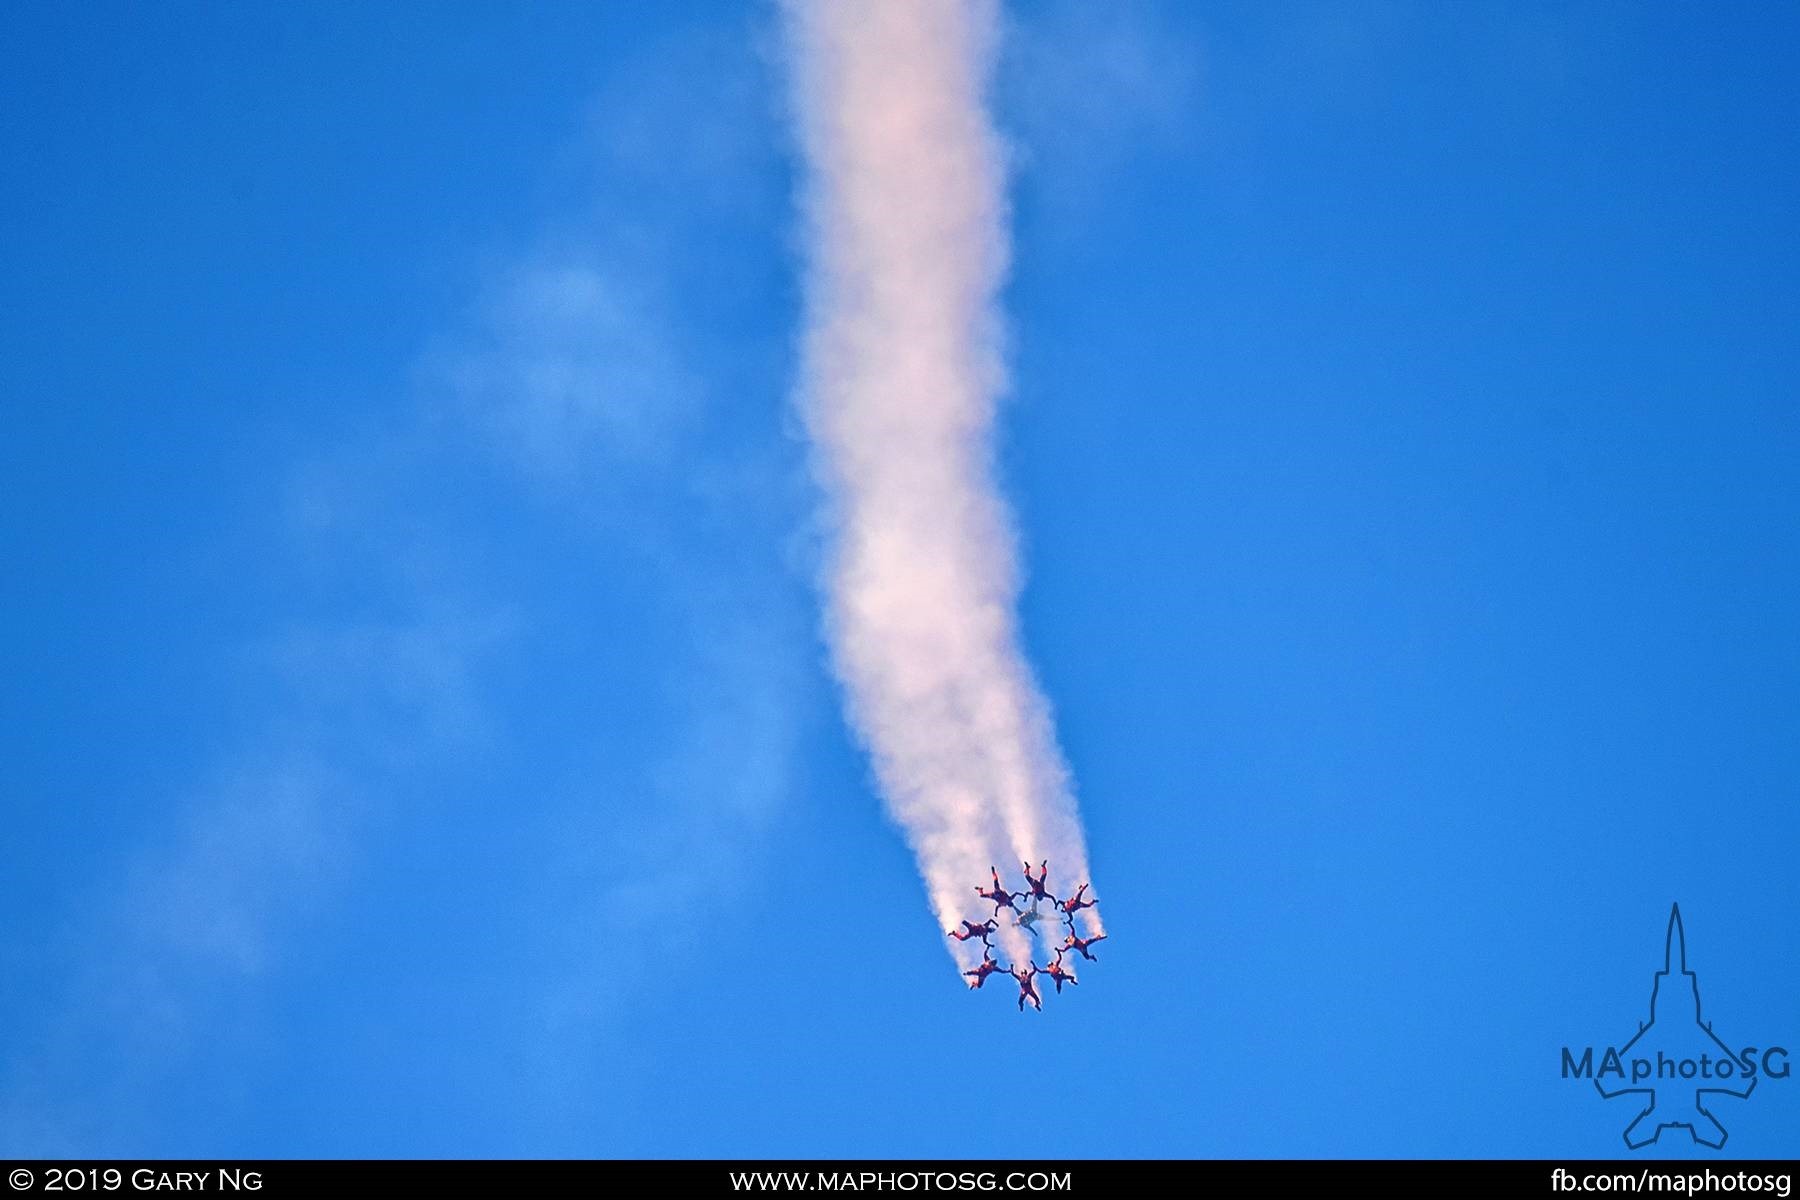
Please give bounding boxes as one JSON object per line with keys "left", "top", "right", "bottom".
{"left": 3, "top": 1159, "right": 1797, "bottom": 1195}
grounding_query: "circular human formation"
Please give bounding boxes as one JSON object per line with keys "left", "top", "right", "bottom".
{"left": 948, "top": 861, "right": 1106, "bottom": 1012}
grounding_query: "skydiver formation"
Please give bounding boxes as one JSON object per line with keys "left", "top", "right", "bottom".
{"left": 947, "top": 861, "right": 1103, "bottom": 1013}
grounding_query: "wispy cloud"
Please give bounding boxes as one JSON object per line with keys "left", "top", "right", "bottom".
{"left": 126, "top": 755, "right": 349, "bottom": 978}
{"left": 0, "top": 603, "right": 514, "bottom": 1153}
{"left": 525, "top": 613, "right": 804, "bottom": 1040}
{"left": 1001, "top": 0, "right": 1204, "bottom": 223}
{"left": 2, "top": 17, "right": 806, "bottom": 1154}
{"left": 436, "top": 254, "right": 701, "bottom": 485}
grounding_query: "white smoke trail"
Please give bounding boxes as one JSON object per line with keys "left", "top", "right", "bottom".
{"left": 783, "top": 0, "right": 1102, "bottom": 972}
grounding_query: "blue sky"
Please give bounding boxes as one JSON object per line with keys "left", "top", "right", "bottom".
{"left": 3, "top": 0, "right": 1796, "bottom": 1158}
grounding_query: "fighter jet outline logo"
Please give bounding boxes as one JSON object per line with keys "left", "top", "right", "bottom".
{"left": 1593, "top": 904, "right": 1755, "bottom": 1149}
